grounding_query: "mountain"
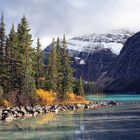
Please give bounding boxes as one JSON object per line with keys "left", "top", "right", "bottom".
{"left": 101, "top": 32, "right": 140, "bottom": 93}
{"left": 44, "top": 30, "right": 133, "bottom": 82}
{"left": 68, "top": 29, "right": 133, "bottom": 55}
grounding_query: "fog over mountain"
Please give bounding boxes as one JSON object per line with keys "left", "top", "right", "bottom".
{"left": 0, "top": 0, "right": 140, "bottom": 47}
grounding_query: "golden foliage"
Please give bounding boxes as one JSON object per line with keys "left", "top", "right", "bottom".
{"left": 1, "top": 99, "right": 11, "bottom": 108}
{"left": 65, "top": 93, "right": 90, "bottom": 104}
{"left": 36, "top": 89, "right": 89, "bottom": 105}
{"left": 66, "top": 92, "right": 75, "bottom": 101}
{"left": 36, "top": 89, "right": 57, "bottom": 105}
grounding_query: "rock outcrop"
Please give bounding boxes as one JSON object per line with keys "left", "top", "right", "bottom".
{"left": 73, "top": 48, "right": 117, "bottom": 81}
{"left": 0, "top": 102, "right": 109, "bottom": 122}
{"left": 102, "top": 32, "right": 140, "bottom": 92}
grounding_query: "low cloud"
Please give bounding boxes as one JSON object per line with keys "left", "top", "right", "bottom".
{"left": 0, "top": 0, "right": 140, "bottom": 47}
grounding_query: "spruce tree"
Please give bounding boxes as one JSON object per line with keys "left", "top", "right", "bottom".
{"left": 3, "top": 37, "right": 12, "bottom": 92}
{"left": 6, "top": 24, "right": 18, "bottom": 90}
{"left": 77, "top": 77, "right": 85, "bottom": 96}
{"left": 17, "top": 15, "right": 36, "bottom": 102}
{"left": 34, "top": 38, "right": 45, "bottom": 88}
{"left": 63, "top": 35, "right": 73, "bottom": 92}
{"left": 59, "top": 35, "right": 74, "bottom": 99}
{"left": 0, "top": 12, "right": 5, "bottom": 59}
{"left": 55, "top": 37, "right": 63, "bottom": 95}
{"left": 0, "top": 12, "right": 7, "bottom": 92}
{"left": 46, "top": 38, "right": 58, "bottom": 92}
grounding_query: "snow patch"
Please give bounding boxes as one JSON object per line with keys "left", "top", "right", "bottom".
{"left": 79, "top": 59, "right": 86, "bottom": 65}
{"left": 67, "top": 30, "right": 133, "bottom": 55}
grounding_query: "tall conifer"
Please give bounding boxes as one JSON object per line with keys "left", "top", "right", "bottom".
{"left": 77, "top": 77, "right": 85, "bottom": 96}
{"left": 17, "top": 15, "right": 36, "bottom": 100}
{"left": 6, "top": 24, "right": 18, "bottom": 90}
{"left": 46, "top": 38, "right": 58, "bottom": 92}
{"left": 62, "top": 35, "right": 73, "bottom": 92}
{"left": 0, "top": 13, "right": 7, "bottom": 92}
{"left": 34, "top": 38, "right": 45, "bottom": 88}
{"left": 0, "top": 12, "right": 5, "bottom": 59}
{"left": 58, "top": 35, "right": 74, "bottom": 99}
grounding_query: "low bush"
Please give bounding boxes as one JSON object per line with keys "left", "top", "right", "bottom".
{"left": 1, "top": 99, "right": 11, "bottom": 108}
{"left": 36, "top": 89, "right": 57, "bottom": 105}
{"left": 65, "top": 93, "right": 89, "bottom": 104}
{"left": 36, "top": 89, "right": 89, "bottom": 105}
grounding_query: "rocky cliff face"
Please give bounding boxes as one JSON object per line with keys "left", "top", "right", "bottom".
{"left": 102, "top": 32, "right": 140, "bottom": 92}
{"left": 73, "top": 48, "right": 117, "bottom": 82}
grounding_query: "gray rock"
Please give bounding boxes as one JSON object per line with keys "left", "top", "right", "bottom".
{"left": 108, "top": 101, "right": 119, "bottom": 106}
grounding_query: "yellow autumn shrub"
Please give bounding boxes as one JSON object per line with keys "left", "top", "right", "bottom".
{"left": 36, "top": 89, "right": 89, "bottom": 105}
{"left": 1, "top": 99, "right": 11, "bottom": 108}
{"left": 65, "top": 93, "right": 89, "bottom": 104}
{"left": 36, "top": 89, "right": 57, "bottom": 105}
{"left": 66, "top": 92, "right": 75, "bottom": 101}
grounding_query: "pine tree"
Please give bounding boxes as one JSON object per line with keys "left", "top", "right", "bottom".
{"left": 0, "top": 12, "right": 7, "bottom": 92}
{"left": 3, "top": 37, "right": 12, "bottom": 92}
{"left": 0, "top": 12, "right": 5, "bottom": 59}
{"left": 55, "top": 37, "right": 63, "bottom": 95}
{"left": 77, "top": 77, "right": 85, "bottom": 96}
{"left": 17, "top": 15, "right": 36, "bottom": 102}
{"left": 59, "top": 35, "right": 74, "bottom": 99}
{"left": 52, "top": 36, "right": 73, "bottom": 100}
{"left": 46, "top": 36, "right": 74, "bottom": 100}
{"left": 46, "top": 38, "right": 58, "bottom": 92}
{"left": 34, "top": 38, "right": 45, "bottom": 88}
{"left": 6, "top": 24, "right": 18, "bottom": 90}
{"left": 63, "top": 35, "right": 73, "bottom": 92}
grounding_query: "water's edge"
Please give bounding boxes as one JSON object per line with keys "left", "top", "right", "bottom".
{"left": 0, "top": 94, "right": 140, "bottom": 140}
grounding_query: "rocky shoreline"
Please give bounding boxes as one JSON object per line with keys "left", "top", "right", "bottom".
{"left": 0, "top": 101, "right": 119, "bottom": 122}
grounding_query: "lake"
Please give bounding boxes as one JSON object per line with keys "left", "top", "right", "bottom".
{"left": 0, "top": 94, "right": 140, "bottom": 140}
{"left": 86, "top": 94, "right": 140, "bottom": 101}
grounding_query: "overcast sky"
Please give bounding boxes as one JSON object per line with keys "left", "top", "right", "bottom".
{"left": 0, "top": 0, "right": 140, "bottom": 48}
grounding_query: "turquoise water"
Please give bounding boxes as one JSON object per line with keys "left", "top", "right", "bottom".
{"left": 0, "top": 95, "right": 140, "bottom": 140}
{"left": 86, "top": 94, "right": 140, "bottom": 101}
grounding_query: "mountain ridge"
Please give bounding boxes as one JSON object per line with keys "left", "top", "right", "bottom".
{"left": 101, "top": 31, "right": 140, "bottom": 93}
{"left": 44, "top": 30, "right": 137, "bottom": 92}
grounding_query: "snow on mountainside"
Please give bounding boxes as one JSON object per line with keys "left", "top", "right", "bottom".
{"left": 67, "top": 30, "right": 134, "bottom": 55}
{"left": 44, "top": 30, "right": 134, "bottom": 82}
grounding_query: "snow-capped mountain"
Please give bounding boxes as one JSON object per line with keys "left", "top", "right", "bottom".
{"left": 67, "top": 30, "right": 133, "bottom": 55}
{"left": 44, "top": 29, "right": 134, "bottom": 82}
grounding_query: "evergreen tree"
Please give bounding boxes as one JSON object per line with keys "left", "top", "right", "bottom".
{"left": 17, "top": 15, "right": 36, "bottom": 101}
{"left": 77, "top": 77, "right": 85, "bottom": 96}
{"left": 55, "top": 37, "right": 63, "bottom": 95}
{"left": 3, "top": 37, "right": 12, "bottom": 92}
{"left": 0, "top": 12, "right": 8, "bottom": 92}
{"left": 47, "top": 36, "right": 74, "bottom": 100}
{"left": 34, "top": 38, "right": 45, "bottom": 88}
{"left": 6, "top": 24, "right": 18, "bottom": 90}
{"left": 0, "top": 12, "right": 5, "bottom": 59}
{"left": 59, "top": 35, "right": 74, "bottom": 99}
{"left": 62, "top": 35, "right": 73, "bottom": 92}
{"left": 46, "top": 38, "right": 58, "bottom": 92}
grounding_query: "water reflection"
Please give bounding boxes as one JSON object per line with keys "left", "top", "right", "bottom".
{"left": 0, "top": 103, "right": 140, "bottom": 140}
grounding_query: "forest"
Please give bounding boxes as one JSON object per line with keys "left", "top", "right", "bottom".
{"left": 0, "top": 13, "right": 87, "bottom": 107}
